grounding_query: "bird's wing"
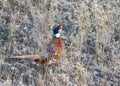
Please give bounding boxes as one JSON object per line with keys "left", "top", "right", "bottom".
{"left": 46, "top": 43, "right": 58, "bottom": 58}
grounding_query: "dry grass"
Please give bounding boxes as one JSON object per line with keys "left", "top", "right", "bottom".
{"left": 0, "top": 0, "right": 120, "bottom": 86}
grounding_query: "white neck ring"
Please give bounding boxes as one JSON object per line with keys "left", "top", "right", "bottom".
{"left": 53, "top": 33, "right": 60, "bottom": 38}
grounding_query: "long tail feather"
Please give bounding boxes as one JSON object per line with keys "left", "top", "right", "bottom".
{"left": 11, "top": 54, "right": 50, "bottom": 65}
{"left": 11, "top": 54, "right": 41, "bottom": 60}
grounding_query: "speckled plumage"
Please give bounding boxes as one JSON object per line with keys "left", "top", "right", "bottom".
{"left": 11, "top": 24, "right": 63, "bottom": 66}
{"left": 39, "top": 37, "right": 63, "bottom": 65}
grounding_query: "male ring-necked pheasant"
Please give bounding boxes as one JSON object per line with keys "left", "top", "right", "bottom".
{"left": 12, "top": 24, "right": 63, "bottom": 66}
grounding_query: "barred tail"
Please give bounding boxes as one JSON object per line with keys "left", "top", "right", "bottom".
{"left": 11, "top": 54, "right": 41, "bottom": 60}
{"left": 11, "top": 54, "right": 49, "bottom": 64}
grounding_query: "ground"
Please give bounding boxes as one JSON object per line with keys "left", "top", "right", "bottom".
{"left": 0, "top": 0, "right": 120, "bottom": 86}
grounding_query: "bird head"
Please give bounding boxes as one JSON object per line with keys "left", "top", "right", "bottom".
{"left": 53, "top": 24, "right": 62, "bottom": 38}
{"left": 57, "top": 24, "right": 62, "bottom": 32}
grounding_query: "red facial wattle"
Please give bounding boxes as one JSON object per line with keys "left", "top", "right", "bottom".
{"left": 57, "top": 24, "right": 62, "bottom": 30}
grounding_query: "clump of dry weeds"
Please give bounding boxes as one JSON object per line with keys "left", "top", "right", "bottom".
{"left": 0, "top": 0, "right": 120, "bottom": 86}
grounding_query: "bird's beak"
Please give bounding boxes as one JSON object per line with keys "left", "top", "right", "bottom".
{"left": 59, "top": 29, "right": 62, "bottom": 33}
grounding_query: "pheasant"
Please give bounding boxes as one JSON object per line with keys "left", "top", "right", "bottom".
{"left": 11, "top": 24, "right": 63, "bottom": 66}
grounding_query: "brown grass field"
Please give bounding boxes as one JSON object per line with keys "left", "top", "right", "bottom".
{"left": 0, "top": 0, "right": 120, "bottom": 86}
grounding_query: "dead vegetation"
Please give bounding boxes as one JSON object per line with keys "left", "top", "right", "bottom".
{"left": 0, "top": 0, "right": 120, "bottom": 86}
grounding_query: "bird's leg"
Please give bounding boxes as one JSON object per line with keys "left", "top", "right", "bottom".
{"left": 39, "top": 57, "right": 48, "bottom": 64}
{"left": 48, "top": 59, "right": 58, "bottom": 67}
